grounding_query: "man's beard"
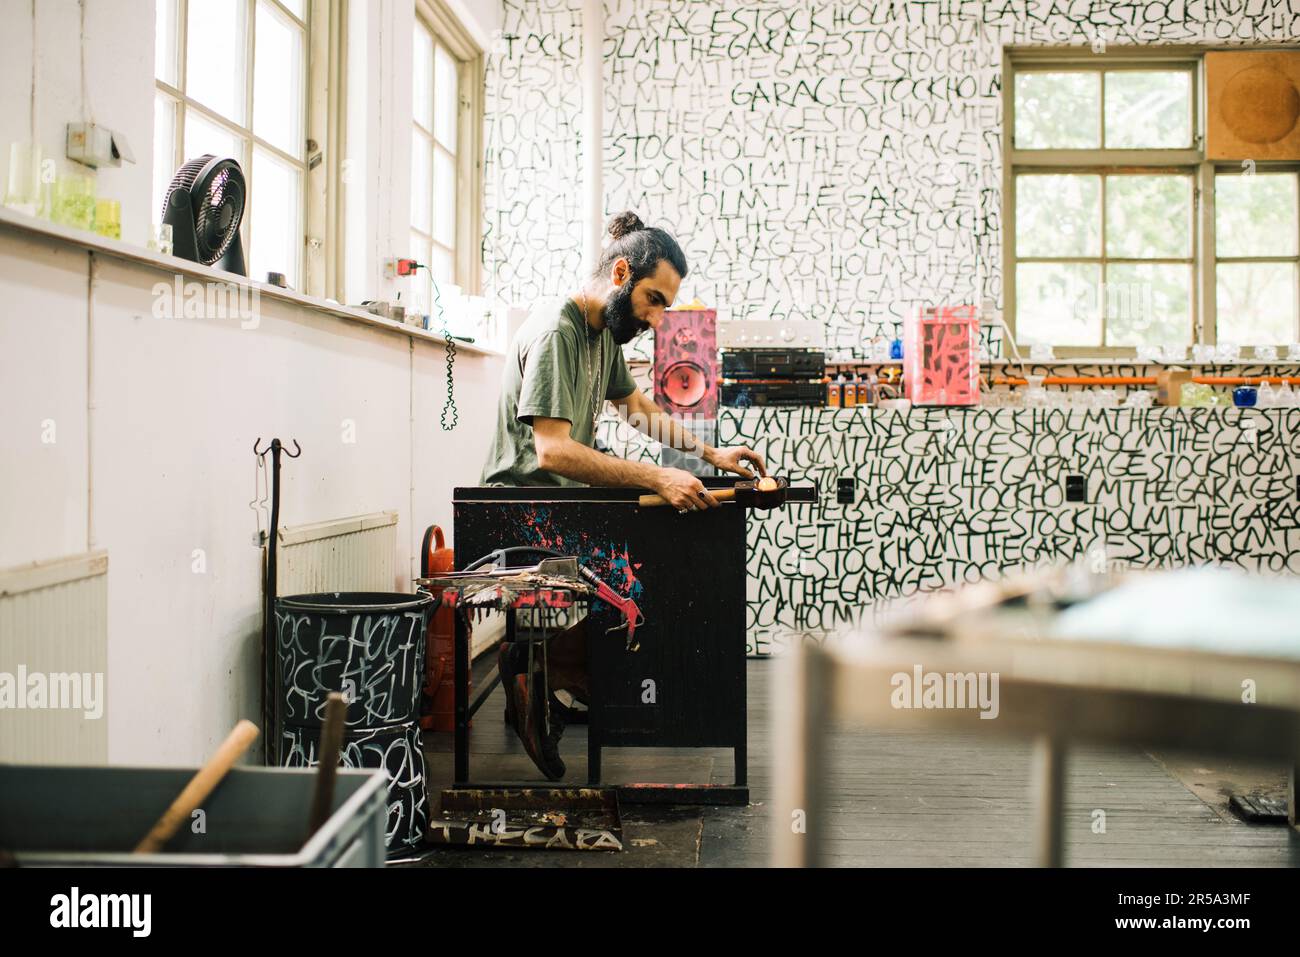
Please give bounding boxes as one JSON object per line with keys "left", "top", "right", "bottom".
{"left": 602, "top": 280, "right": 649, "bottom": 345}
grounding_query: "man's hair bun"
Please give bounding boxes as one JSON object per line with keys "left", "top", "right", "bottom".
{"left": 606, "top": 210, "right": 645, "bottom": 241}
{"left": 592, "top": 211, "right": 688, "bottom": 283}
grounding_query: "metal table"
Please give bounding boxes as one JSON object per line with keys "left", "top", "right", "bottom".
{"left": 452, "top": 480, "right": 815, "bottom": 805}
{"left": 774, "top": 566, "right": 1300, "bottom": 866}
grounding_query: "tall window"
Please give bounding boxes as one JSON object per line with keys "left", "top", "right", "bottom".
{"left": 410, "top": 2, "right": 484, "bottom": 315}
{"left": 1215, "top": 170, "right": 1299, "bottom": 345}
{"left": 155, "top": 0, "right": 309, "bottom": 289}
{"left": 1007, "top": 54, "right": 1300, "bottom": 353}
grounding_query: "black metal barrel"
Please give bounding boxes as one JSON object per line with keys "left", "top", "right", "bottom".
{"left": 273, "top": 591, "right": 433, "bottom": 856}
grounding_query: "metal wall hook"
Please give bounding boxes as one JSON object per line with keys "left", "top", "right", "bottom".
{"left": 254, "top": 437, "right": 302, "bottom": 459}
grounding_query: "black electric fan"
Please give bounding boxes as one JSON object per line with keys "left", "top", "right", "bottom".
{"left": 161, "top": 154, "right": 247, "bottom": 276}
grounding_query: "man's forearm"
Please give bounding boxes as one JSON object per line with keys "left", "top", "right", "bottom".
{"left": 624, "top": 393, "right": 715, "bottom": 462}
{"left": 651, "top": 407, "right": 713, "bottom": 459}
{"left": 539, "top": 436, "right": 665, "bottom": 489}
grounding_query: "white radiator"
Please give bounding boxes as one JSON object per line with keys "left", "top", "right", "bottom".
{"left": 276, "top": 511, "right": 399, "bottom": 595}
{"left": 0, "top": 551, "right": 109, "bottom": 764}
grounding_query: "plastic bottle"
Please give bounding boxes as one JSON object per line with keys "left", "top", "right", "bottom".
{"left": 844, "top": 375, "right": 860, "bottom": 408}
{"left": 827, "top": 375, "right": 843, "bottom": 408}
{"left": 853, "top": 375, "right": 870, "bottom": 406}
{"left": 1276, "top": 380, "right": 1294, "bottom": 407}
{"left": 1257, "top": 380, "right": 1277, "bottom": 408}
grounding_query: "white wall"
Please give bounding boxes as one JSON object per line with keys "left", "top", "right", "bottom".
{"left": 0, "top": 226, "right": 504, "bottom": 765}
{"left": 447, "top": 0, "right": 503, "bottom": 49}
{"left": 0, "top": 231, "right": 91, "bottom": 566}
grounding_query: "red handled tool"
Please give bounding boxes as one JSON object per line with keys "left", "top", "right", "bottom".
{"left": 577, "top": 564, "right": 644, "bottom": 651}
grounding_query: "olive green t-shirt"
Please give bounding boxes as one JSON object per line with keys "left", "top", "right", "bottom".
{"left": 480, "top": 297, "right": 638, "bottom": 486}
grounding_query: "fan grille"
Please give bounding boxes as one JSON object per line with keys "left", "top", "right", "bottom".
{"left": 163, "top": 154, "right": 246, "bottom": 266}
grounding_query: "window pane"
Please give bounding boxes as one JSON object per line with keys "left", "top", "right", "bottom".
{"left": 1016, "top": 174, "right": 1101, "bottom": 257}
{"left": 413, "top": 26, "right": 434, "bottom": 131}
{"left": 185, "top": 110, "right": 243, "bottom": 166}
{"left": 1017, "top": 262, "right": 1103, "bottom": 346}
{"left": 410, "top": 231, "right": 433, "bottom": 316}
{"left": 1217, "top": 263, "right": 1298, "bottom": 344}
{"left": 250, "top": 146, "right": 302, "bottom": 287}
{"left": 1216, "top": 173, "right": 1299, "bottom": 258}
{"left": 410, "top": 130, "right": 432, "bottom": 234}
{"left": 186, "top": 0, "right": 249, "bottom": 125}
{"left": 279, "top": 0, "right": 305, "bottom": 19}
{"left": 1104, "top": 71, "right": 1192, "bottom": 148}
{"left": 154, "top": 94, "right": 178, "bottom": 219}
{"left": 1106, "top": 175, "right": 1192, "bottom": 259}
{"left": 253, "top": 0, "right": 304, "bottom": 159}
{"left": 434, "top": 148, "right": 456, "bottom": 247}
{"left": 434, "top": 45, "right": 458, "bottom": 152}
{"left": 430, "top": 247, "right": 454, "bottom": 286}
{"left": 156, "top": 0, "right": 179, "bottom": 85}
{"left": 1105, "top": 263, "right": 1192, "bottom": 346}
{"left": 1014, "top": 72, "right": 1100, "bottom": 149}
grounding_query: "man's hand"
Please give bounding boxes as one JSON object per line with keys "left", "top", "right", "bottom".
{"left": 654, "top": 467, "right": 720, "bottom": 512}
{"left": 707, "top": 446, "right": 768, "bottom": 480}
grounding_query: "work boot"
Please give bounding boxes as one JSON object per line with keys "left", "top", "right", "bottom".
{"left": 497, "top": 642, "right": 565, "bottom": 780}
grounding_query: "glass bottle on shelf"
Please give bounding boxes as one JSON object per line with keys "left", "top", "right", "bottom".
{"left": 1257, "top": 380, "right": 1278, "bottom": 408}
{"left": 1024, "top": 374, "right": 1049, "bottom": 408}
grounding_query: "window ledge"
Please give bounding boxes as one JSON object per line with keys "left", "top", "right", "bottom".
{"left": 0, "top": 206, "right": 504, "bottom": 357}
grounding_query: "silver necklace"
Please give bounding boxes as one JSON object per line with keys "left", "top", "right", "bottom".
{"left": 580, "top": 294, "right": 605, "bottom": 436}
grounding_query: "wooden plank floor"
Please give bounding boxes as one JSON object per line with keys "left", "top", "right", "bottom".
{"left": 412, "top": 657, "right": 1300, "bottom": 867}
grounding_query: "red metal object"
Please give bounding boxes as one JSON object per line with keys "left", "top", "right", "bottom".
{"left": 437, "top": 587, "right": 577, "bottom": 610}
{"left": 578, "top": 566, "right": 643, "bottom": 651}
{"left": 420, "top": 526, "right": 462, "bottom": 732}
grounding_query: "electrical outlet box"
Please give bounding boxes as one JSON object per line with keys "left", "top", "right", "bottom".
{"left": 66, "top": 123, "right": 135, "bottom": 169}
{"left": 1065, "top": 474, "right": 1086, "bottom": 503}
{"left": 837, "top": 478, "right": 856, "bottom": 505}
{"left": 384, "top": 258, "right": 422, "bottom": 279}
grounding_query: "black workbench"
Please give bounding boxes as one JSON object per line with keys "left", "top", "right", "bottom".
{"left": 452, "top": 479, "right": 815, "bottom": 804}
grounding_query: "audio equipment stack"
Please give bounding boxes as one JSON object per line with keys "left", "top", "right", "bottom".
{"left": 718, "top": 320, "right": 827, "bottom": 408}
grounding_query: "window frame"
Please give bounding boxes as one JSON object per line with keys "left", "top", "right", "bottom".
{"left": 1004, "top": 47, "right": 1300, "bottom": 357}
{"left": 413, "top": 0, "right": 485, "bottom": 297}
{"left": 155, "top": 0, "right": 312, "bottom": 291}
{"left": 1209, "top": 164, "right": 1300, "bottom": 349}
